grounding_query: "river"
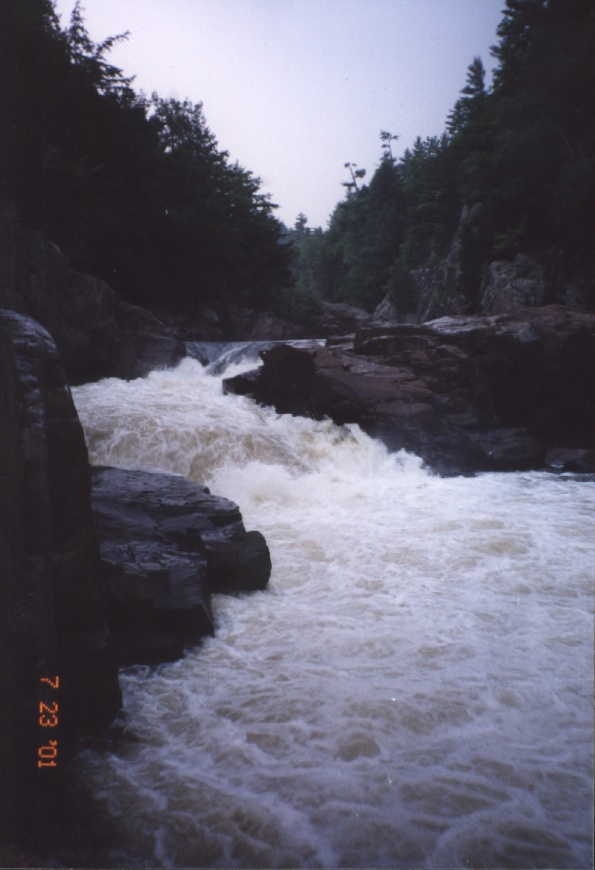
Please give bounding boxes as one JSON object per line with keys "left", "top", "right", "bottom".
{"left": 72, "top": 352, "right": 594, "bottom": 869}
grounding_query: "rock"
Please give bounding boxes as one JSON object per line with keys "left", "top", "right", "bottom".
{"left": 480, "top": 254, "right": 546, "bottom": 313}
{"left": 223, "top": 306, "right": 595, "bottom": 474}
{"left": 0, "top": 310, "right": 121, "bottom": 839}
{"left": 372, "top": 293, "right": 418, "bottom": 325}
{"left": 207, "top": 531, "right": 272, "bottom": 593}
{"left": 405, "top": 203, "right": 488, "bottom": 322}
{"left": 470, "top": 428, "right": 545, "bottom": 471}
{"left": 91, "top": 466, "right": 272, "bottom": 665}
{"left": 0, "top": 215, "right": 186, "bottom": 383}
{"left": 316, "top": 301, "right": 372, "bottom": 336}
{"left": 545, "top": 447, "right": 595, "bottom": 473}
{"left": 226, "top": 306, "right": 305, "bottom": 340}
{"left": 220, "top": 367, "right": 262, "bottom": 395}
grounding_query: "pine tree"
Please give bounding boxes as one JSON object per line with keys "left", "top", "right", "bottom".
{"left": 447, "top": 57, "right": 487, "bottom": 139}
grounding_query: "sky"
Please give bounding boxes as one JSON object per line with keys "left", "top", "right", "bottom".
{"left": 54, "top": 0, "right": 505, "bottom": 229}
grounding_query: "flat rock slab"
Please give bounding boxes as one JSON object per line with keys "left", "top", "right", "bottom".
{"left": 92, "top": 466, "right": 271, "bottom": 665}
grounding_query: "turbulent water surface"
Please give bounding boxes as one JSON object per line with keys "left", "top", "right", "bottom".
{"left": 72, "top": 355, "right": 594, "bottom": 869}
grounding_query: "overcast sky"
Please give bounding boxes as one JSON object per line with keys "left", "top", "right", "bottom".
{"left": 54, "top": 0, "right": 505, "bottom": 228}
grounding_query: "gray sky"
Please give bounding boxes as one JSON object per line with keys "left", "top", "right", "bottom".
{"left": 54, "top": 0, "right": 504, "bottom": 228}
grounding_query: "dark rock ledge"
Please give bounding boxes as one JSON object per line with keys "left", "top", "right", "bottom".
{"left": 0, "top": 308, "right": 270, "bottom": 855}
{"left": 224, "top": 305, "right": 595, "bottom": 475}
{"left": 92, "top": 465, "right": 271, "bottom": 666}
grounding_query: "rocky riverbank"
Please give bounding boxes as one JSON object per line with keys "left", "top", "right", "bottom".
{"left": 0, "top": 308, "right": 270, "bottom": 859}
{"left": 224, "top": 306, "right": 595, "bottom": 475}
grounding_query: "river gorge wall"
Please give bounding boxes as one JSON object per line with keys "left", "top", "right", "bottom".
{"left": 0, "top": 307, "right": 270, "bottom": 860}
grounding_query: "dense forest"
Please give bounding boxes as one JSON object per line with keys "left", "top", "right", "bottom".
{"left": 289, "top": 0, "right": 595, "bottom": 319}
{"left": 3, "top": 0, "right": 291, "bottom": 314}
{"left": 3, "top": 0, "right": 594, "bottom": 325}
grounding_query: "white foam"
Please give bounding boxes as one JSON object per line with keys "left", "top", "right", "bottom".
{"left": 73, "top": 357, "right": 595, "bottom": 868}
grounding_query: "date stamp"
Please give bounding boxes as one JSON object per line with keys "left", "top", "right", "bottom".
{"left": 37, "top": 675, "right": 61, "bottom": 768}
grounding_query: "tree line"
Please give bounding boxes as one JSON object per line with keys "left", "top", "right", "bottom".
{"left": 288, "top": 0, "right": 595, "bottom": 316}
{"left": 3, "top": 0, "right": 291, "bottom": 313}
{"left": 3, "top": 0, "right": 593, "bottom": 323}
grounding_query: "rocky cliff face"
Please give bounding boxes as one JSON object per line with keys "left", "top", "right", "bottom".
{"left": 0, "top": 309, "right": 121, "bottom": 843}
{"left": 223, "top": 306, "right": 595, "bottom": 475}
{"left": 372, "top": 202, "right": 594, "bottom": 326}
{"left": 0, "top": 211, "right": 185, "bottom": 384}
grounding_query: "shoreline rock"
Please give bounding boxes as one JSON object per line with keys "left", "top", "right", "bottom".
{"left": 1, "top": 308, "right": 272, "bottom": 860}
{"left": 0, "top": 309, "right": 121, "bottom": 843}
{"left": 92, "top": 466, "right": 272, "bottom": 666}
{"left": 223, "top": 306, "right": 595, "bottom": 475}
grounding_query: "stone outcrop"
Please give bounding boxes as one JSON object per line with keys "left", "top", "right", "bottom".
{"left": 372, "top": 293, "right": 418, "bottom": 325}
{"left": 0, "top": 212, "right": 185, "bottom": 384}
{"left": 480, "top": 254, "right": 546, "bottom": 313}
{"left": 223, "top": 306, "right": 595, "bottom": 474}
{"left": 407, "top": 203, "right": 487, "bottom": 323}
{"left": 224, "top": 301, "right": 371, "bottom": 342}
{"left": 0, "top": 307, "right": 274, "bottom": 851}
{"left": 315, "top": 301, "right": 372, "bottom": 336}
{"left": 226, "top": 306, "right": 305, "bottom": 340}
{"left": 0, "top": 310, "right": 121, "bottom": 840}
{"left": 92, "top": 466, "right": 272, "bottom": 665}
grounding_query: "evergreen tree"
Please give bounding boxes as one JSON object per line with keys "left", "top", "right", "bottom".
{"left": 446, "top": 57, "right": 487, "bottom": 139}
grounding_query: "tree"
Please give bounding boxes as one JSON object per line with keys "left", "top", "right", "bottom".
{"left": 342, "top": 162, "right": 366, "bottom": 194}
{"left": 5, "top": 0, "right": 291, "bottom": 312}
{"left": 380, "top": 130, "right": 399, "bottom": 161}
{"left": 490, "top": 0, "right": 547, "bottom": 95}
{"left": 447, "top": 57, "right": 487, "bottom": 139}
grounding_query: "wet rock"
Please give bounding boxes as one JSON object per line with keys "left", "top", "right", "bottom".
{"left": 545, "top": 447, "right": 595, "bottom": 473}
{"left": 0, "top": 310, "right": 121, "bottom": 838}
{"left": 223, "top": 306, "right": 595, "bottom": 474}
{"left": 207, "top": 531, "right": 272, "bottom": 593}
{"left": 91, "top": 466, "right": 272, "bottom": 665}
{"left": 470, "top": 429, "right": 545, "bottom": 471}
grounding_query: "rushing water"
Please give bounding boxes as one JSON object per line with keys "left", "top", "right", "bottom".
{"left": 72, "top": 354, "right": 594, "bottom": 869}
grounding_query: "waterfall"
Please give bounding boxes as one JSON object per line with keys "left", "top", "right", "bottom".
{"left": 72, "top": 352, "right": 594, "bottom": 869}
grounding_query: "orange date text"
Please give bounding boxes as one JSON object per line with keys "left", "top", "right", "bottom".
{"left": 37, "top": 675, "right": 61, "bottom": 768}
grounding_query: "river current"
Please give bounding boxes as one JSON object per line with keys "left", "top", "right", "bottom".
{"left": 72, "top": 352, "right": 594, "bottom": 869}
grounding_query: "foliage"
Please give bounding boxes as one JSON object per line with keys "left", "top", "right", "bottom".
{"left": 291, "top": 0, "right": 595, "bottom": 315}
{"left": 4, "top": 0, "right": 290, "bottom": 311}
{"left": 7, "top": 0, "right": 593, "bottom": 320}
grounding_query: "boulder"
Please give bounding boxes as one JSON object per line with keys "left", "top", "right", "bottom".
{"left": 91, "top": 466, "right": 272, "bottom": 665}
{"left": 0, "top": 310, "right": 121, "bottom": 840}
{"left": 207, "top": 531, "right": 272, "bottom": 593}
{"left": 223, "top": 306, "right": 595, "bottom": 474}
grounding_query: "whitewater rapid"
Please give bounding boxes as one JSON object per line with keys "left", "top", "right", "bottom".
{"left": 72, "top": 355, "right": 594, "bottom": 869}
